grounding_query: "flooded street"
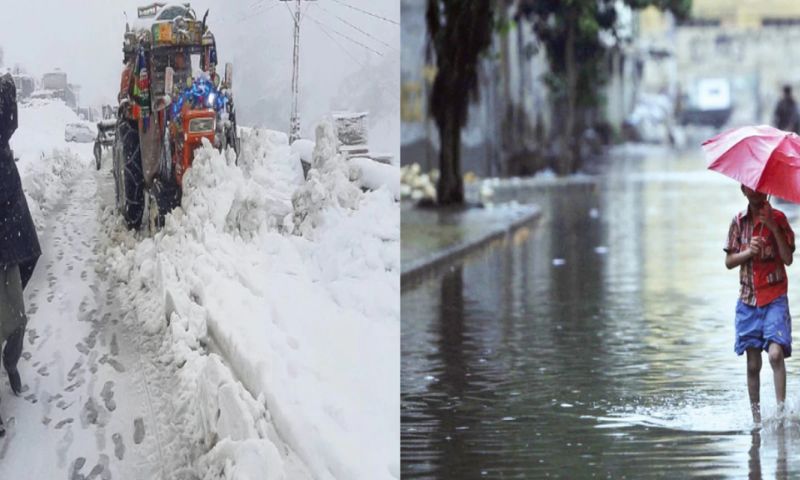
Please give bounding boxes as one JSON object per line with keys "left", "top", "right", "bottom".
{"left": 401, "top": 145, "right": 800, "bottom": 478}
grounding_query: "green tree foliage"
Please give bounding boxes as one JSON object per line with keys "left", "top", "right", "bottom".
{"left": 426, "top": 0, "right": 495, "bottom": 205}
{"left": 518, "top": 0, "right": 691, "bottom": 174}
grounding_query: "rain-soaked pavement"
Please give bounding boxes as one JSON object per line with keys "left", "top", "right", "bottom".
{"left": 401, "top": 144, "right": 800, "bottom": 478}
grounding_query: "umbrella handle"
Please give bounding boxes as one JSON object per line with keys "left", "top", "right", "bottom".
{"left": 754, "top": 196, "right": 770, "bottom": 259}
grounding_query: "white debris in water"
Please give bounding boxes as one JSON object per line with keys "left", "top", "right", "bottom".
{"left": 589, "top": 208, "right": 600, "bottom": 219}
{"left": 561, "top": 403, "right": 574, "bottom": 408}
{"left": 553, "top": 258, "right": 566, "bottom": 266}
{"left": 594, "top": 246, "right": 609, "bottom": 254}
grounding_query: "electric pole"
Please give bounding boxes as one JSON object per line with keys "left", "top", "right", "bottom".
{"left": 281, "top": 0, "right": 316, "bottom": 143}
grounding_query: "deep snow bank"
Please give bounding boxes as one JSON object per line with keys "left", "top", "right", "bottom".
{"left": 11, "top": 100, "right": 92, "bottom": 229}
{"left": 106, "top": 126, "right": 399, "bottom": 478}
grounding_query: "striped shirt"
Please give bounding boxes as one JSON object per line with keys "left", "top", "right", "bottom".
{"left": 724, "top": 207, "right": 795, "bottom": 307}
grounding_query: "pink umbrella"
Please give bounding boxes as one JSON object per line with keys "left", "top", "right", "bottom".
{"left": 703, "top": 124, "right": 800, "bottom": 203}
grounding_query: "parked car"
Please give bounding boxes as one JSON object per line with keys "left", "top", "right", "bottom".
{"left": 65, "top": 121, "right": 97, "bottom": 143}
{"left": 678, "top": 78, "right": 733, "bottom": 128}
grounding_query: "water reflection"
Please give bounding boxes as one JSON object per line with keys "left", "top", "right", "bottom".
{"left": 402, "top": 147, "right": 800, "bottom": 477}
{"left": 751, "top": 430, "right": 762, "bottom": 479}
{"left": 749, "top": 423, "right": 792, "bottom": 480}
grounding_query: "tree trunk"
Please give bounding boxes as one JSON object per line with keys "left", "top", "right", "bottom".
{"left": 499, "top": 1, "right": 512, "bottom": 162}
{"left": 437, "top": 110, "right": 464, "bottom": 205}
{"left": 562, "top": 12, "right": 578, "bottom": 175}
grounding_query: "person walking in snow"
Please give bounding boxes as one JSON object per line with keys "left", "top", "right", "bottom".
{"left": 0, "top": 73, "right": 41, "bottom": 435}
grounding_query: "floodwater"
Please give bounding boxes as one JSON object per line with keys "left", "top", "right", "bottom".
{"left": 401, "top": 145, "right": 800, "bottom": 478}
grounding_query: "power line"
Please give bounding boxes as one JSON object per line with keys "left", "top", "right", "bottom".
{"left": 309, "top": 16, "right": 367, "bottom": 69}
{"left": 301, "top": 1, "right": 313, "bottom": 22}
{"left": 327, "top": 0, "right": 399, "bottom": 26}
{"left": 283, "top": 0, "right": 296, "bottom": 24}
{"left": 245, "top": 2, "right": 281, "bottom": 20}
{"left": 305, "top": 12, "right": 383, "bottom": 56}
{"left": 217, "top": 1, "right": 280, "bottom": 25}
{"left": 315, "top": 3, "right": 391, "bottom": 48}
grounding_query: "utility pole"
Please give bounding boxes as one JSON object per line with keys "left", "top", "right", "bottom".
{"left": 281, "top": 0, "right": 316, "bottom": 143}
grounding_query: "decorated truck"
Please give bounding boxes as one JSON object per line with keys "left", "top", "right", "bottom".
{"left": 113, "top": 2, "right": 239, "bottom": 229}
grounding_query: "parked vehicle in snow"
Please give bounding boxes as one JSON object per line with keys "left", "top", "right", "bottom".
{"left": 41, "top": 70, "right": 78, "bottom": 109}
{"left": 11, "top": 74, "right": 35, "bottom": 100}
{"left": 113, "top": 2, "right": 239, "bottom": 230}
{"left": 65, "top": 121, "right": 97, "bottom": 143}
{"left": 94, "top": 119, "right": 117, "bottom": 170}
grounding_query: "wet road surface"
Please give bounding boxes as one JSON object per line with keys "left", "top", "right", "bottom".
{"left": 402, "top": 145, "right": 800, "bottom": 478}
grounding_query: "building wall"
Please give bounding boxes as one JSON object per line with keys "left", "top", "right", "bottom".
{"left": 400, "top": 0, "right": 548, "bottom": 177}
{"left": 690, "top": 0, "right": 800, "bottom": 27}
{"left": 637, "top": 2, "right": 800, "bottom": 127}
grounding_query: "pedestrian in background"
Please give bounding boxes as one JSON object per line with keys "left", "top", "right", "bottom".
{"left": 773, "top": 85, "right": 800, "bottom": 133}
{"left": 0, "top": 73, "right": 41, "bottom": 435}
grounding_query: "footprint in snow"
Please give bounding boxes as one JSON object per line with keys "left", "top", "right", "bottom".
{"left": 69, "top": 457, "right": 86, "bottom": 480}
{"left": 112, "top": 432, "right": 125, "bottom": 460}
{"left": 101, "top": 381, "right": 116, "bottom": 412}
{"left": 133, "top": 418, "right": 145, "bottom": 444}
{"left": 55, "top": 418, "right": 74, "bottom": 429}
{"left": 81, "top": 398, "right": 99, "bottom": 427}
{"left": 99, "top": 355, "right": 125, "bottom": 373}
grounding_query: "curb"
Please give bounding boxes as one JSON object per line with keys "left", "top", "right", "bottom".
{"left": 401, "top": 206, "right": 541, "bottom": 286}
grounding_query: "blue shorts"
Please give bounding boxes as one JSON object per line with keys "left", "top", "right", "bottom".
{"left": 735, "top": 295, "right": 792, "bottom": 357}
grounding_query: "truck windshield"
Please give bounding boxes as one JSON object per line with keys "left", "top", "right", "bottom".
{"left": 156, "top": 6, "right": 195, "bottom": 21}
{"left": 151, "top": 50, "right": 194, "bottom": 94}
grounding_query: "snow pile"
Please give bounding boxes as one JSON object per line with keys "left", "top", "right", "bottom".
{"left": 290, "top": 138, "right": 314, "bottom": 170}
{"left": 292, "top": 121, "right": 361, "bottom": 236}
{"left": 349, "top": 156, "right": 400, "bottom": 200}
{"left": 21, "top": 148, "right": 88, "bottom": 230}
{"left": 291, "top": 125, "right": 399, "bottom": 199}
{"left": 11, "top": 100, "right": 92, "bottom": 229}
{"left": 106, "top": 126, "right": 399, "bottom": 479}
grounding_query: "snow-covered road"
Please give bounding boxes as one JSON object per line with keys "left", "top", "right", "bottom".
{"left": 2, "top": 100, "right": 400, "bottom": 479}
{"left": 0, "top": 156, "right": 190, "bottom": 478}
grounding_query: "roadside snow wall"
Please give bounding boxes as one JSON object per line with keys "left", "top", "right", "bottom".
{"left": 105, "top": 126, "right": 399, "bottom": 479}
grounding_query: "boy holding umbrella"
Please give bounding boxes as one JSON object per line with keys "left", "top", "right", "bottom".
{"left": 704, "top": 125, "right": 800, "bottom": 425}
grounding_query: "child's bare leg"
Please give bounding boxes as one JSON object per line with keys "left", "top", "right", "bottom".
{"left": 747, "top": 348, "right": 762, "bottom": 423}
{"left": 768, "top": 342, "right": 786, "bottom": 409}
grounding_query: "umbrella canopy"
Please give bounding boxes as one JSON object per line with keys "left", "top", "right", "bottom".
{"left": 703, "top": 124, "right": 800, "bottom": 203}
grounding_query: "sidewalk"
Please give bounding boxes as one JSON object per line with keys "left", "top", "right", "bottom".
{"left": 401, "top": 201, "right": 541, "bottom": 283}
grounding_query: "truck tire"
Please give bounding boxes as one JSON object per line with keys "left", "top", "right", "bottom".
{"left": 153, "top": 176, "right": 181, "bottom": 228}
{"left": 114, "top": 120, "right": 144, "bottom": 229}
